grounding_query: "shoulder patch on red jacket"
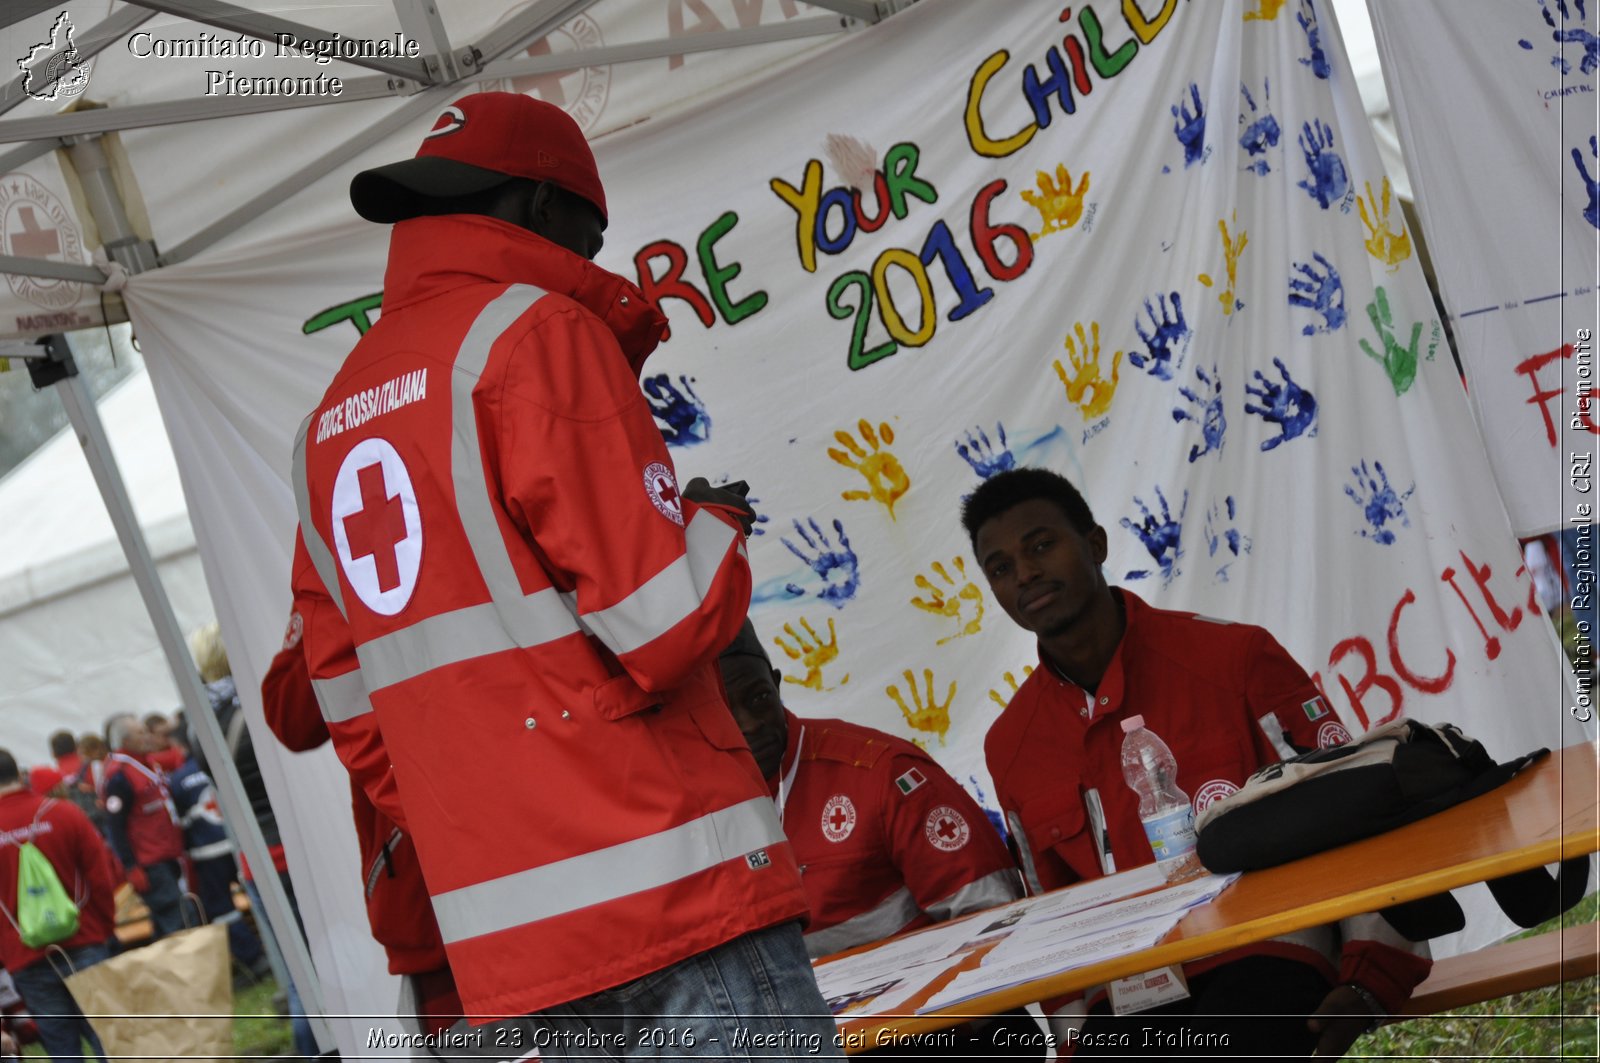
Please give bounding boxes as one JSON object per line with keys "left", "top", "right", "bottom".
{"left": 804, "top": 724, "right": 892, "bottom": 770}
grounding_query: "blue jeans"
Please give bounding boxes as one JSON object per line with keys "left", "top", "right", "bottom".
{"left": 12, "top": 941, "right": 110, "bottom": 1062}
{"left": 432, "top": 922, "right": 842, "bottom": 1062}
{"left": 139, "top": 859, "right": 186, "bottom": 940}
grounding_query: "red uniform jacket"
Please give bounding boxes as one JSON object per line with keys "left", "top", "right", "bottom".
{"left": 986, "top": 590, "right": 1430, "bottom": 1014}
{"left": 776, "top": 712, "right": 1020, "bottom": 958}
{"left": 290, "top": 214, "right": 807, "bottom": 1018}
{"left": 99, "top": 753, "right": 183, "bottom": 868}
{"left": 0, "top": 790, "right": 119, "bottom": 973}
{"left": 260, "top": 626, "right": 448, "bottom": 977}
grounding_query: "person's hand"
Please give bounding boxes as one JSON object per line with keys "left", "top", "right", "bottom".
{"left": 127, "top": 865, "right": 150, "bottom": 894}
{"left": 683, "top": 477, "right": 755, "bottom": 535}
{"left": 2, "top": 1029, "right": 19, "bottom": 1059}
{"left": 1307, "top": 983, "right": 1380, "bottom": 1057}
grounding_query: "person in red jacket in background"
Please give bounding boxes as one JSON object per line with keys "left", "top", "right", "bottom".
{"left": 964, "top": 467, "right": 1430, "bottom": 1058}
{"left": 260, "top": 612, "right": 461, "bottom": 1034}
{"left": 718, "top": 620, "right": 1049, "bottom": 1055}
{"left": 100, "top": 714, "right": 186, "bottom": 942}
{"left": 0, "top": 748, "right": 119, "bottom": 1062}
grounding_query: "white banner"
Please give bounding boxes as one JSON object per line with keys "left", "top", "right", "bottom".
{"left": 118, "top": 0, "right": 1586, "bottom": 1048}
{"left": 1370, "top": 0, "right": 1598, "bottom": 535}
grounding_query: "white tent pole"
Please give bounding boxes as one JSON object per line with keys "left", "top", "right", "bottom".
{"left": 29, "top": 336, "right": 333, "bottom": 1051}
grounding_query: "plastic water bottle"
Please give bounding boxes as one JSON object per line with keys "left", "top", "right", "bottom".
{"left": 1119, "top": 715, "right": 1206, "bottom": 883}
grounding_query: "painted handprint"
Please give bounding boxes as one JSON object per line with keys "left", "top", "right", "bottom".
{"left": 1172, "top": 83, "right": 1207, "bottom": 168}
{"left": 1344, "top": 460, "right": 1415, "bottom": 545}
{"left": 1574, "top": 135, "right": 1599, "bottom": 230}
{"left": 1172, "top": 364, "right": 1226, "bottom": 463}
{"left": 781, "top": 517, "right": 861, "bottom": 607}
{"left": 1297, "top": 0, "right": 1331, "bottom": 78}
{"left": 1243, "top": 0, "right": 1287, "bottom": 19}
{"left": 1522, "top": 0, "right": 1600, "bottom": 75}
{"left": 1357, "top": 179, "right": 1412, "bottom": 271}
{"left": 910, "top": 558, "right": 986, "bottom": 645}
{"left": 1130, "top": 292, "right": 1190, "bottom": 381}
{"left": 1203, "top": 496, "right": 1252, "bottom": 581}
{"left": 886, "top": 667, "right": 955, "bottom": 746}
{"left": 643, "top": 374, "right": 711, "bottom": 447}
{"left": 1244, "top": 357, "right": 1318, "bottom": 451}
{"left": 1021, "top": 164, "right": 1090, "bottom": 241}
{"left": 828, "top": 419, "right": 911, "bottom": 520}
{"left": 1238, "top": 79, "right": 1281, "bottom": 175}
{"left": 1287, "top": 252, "right": 1346, "bottom": 335}
{"left": 1053, "top": 322, "right": 1124, "bottom": 421}
{"left": 824, "top": 132, "right": 878, "bottom": 191}
{"left": 988, "top": 666, "right": 1035, "bottom": 711}
{"left": 954, "top": 423, "right": 1016, "bottom": 479}
{"left": 1296, "top": 119, "right": 1348, "bottom": 209}
{"left": 966, "top": 776, "right": 1011, "bottom": 844}
{"left": 1358, "top": 286, "right": 1423, "bottom": 396}
{"left": 773, "top": 616, "right": 850, "bottom": 690}
{"left": 1121, "top": 487, "right": 1187, "bottom": 582}
{"left": 1198, "top": 213, "right": 1248, "bottom": 316}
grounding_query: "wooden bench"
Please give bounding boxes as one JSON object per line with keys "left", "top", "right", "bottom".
{"left": 1397, "top": 922, "right": 1599, "bottom": 1016}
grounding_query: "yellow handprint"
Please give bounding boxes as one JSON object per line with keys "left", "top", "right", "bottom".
{"left": 1357, "top": 178, "right": 1412, "bottom": 273}
{"left": 1052, "top": 321, "right": 1124, "bottom": 421}
{"left": 1243, "top": 0, "right": 1287, "bottom": 20}
{"left": 828, "top": 419, "right": 911, "bottom": 520}
{"left": 988, "top": 665, "right": 1036, "bottom": 711}
{"left": 772, "top": 617, "right": 850, "bottom": 691}
{"left": 1197, "top": 211, "right": 1249, "bottom": 316}
{"left": 909, "top": 558, "right": 986, "bottom": 645}
{"left": 1020, "top": 163, "right": 1090, "bottom": 241}
{"left": 886, "top": 667, "right": 955, "bottom": 746}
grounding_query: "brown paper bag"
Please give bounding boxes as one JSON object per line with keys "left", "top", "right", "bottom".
{"left": 64, "top": 923, "right": 233, "bottom": 1062}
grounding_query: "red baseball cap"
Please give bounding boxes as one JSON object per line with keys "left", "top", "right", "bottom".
{"left": 350, "top": 92, "right": 607, "bottom": 227}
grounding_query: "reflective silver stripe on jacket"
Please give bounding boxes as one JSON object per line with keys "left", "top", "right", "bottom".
{"left": 802, "top": 886, "right": 921, "bottom": 959}
{"left": 431, "top": 796, "right": 784, "bottom": 944}
{"left": 581, "top": 508, "right": 740, "bottom": 658}
{"left": 291, "top": 412, "right": 347, "bottom": 619}
{"left": 1006, "top": 809, "right": 1046, "bottom": 895}
{"left": 923, "top": 868, "right": 1023, "bottom": 923}
{"left": 312, "top": 670, "right": 376, "bottom": 724}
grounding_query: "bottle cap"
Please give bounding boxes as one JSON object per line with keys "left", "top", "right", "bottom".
{"left": 1120, "top": 715, "right": 1145, "bottom": 733}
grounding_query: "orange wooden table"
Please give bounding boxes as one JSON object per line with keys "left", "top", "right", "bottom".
{"left": 835, "top": 740, "right": 1599, "bottom": 1048}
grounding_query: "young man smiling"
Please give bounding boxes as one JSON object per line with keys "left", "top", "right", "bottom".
{"left": 962, "top": 467, "right": 1429, "bottom": 1058}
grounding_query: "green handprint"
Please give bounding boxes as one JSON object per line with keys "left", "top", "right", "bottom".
{"left": 1358, "top": 286, "right": 1422, "bottom": 395}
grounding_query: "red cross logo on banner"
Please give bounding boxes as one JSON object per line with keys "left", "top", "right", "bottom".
{"left": 343, "top": 463, "right": 407, "bottom": 592}
{"left": 331, "top": 437, "right": 423, "bottom": 616}
{"left": 821, "top": 794, "right": 856, "bottom": 843}
{"left": 924, "top": 805, "right": 970, "bottom": 852}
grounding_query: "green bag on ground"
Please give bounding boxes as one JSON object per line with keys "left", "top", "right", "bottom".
{"left": 15, "top": 802, "right": 79, "bottom": 949}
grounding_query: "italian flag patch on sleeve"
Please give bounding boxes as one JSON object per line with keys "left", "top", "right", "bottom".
{"left": 895, "top": 768, "right": 927, "bottom": 795}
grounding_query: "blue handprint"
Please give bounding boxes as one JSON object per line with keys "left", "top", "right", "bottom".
{"left": 781, "top": 517, "right": 861, "bottom": 607}
{"left": 1574, "top": 136, "right": 1600, "bottom": 230}
{"left": 1297, "top": 0, "right": 1331, "bottom": 78}
{"left": 1171, "top": 365, "right": 1226, "bottom": 463}
{"left": 1244, "top": 357, "right": 1318, "bottom": 451}
{"left": 1203, "top": 496, "right": 1252, "bottom": 581}
{"left": 643, "top": 374, "right": 711, "bottom": 447}
{"left": 1343, "top": 460, "right": 1414, "bottom": 545}
{"left": 1130, "top": 292, "right": 1190, "bottom": 381}
{"left": 1238, "top": 79, "right": 1281, "bottom": 175}
{"left": 1523, "top": 0, "right": 1599, "bottom": 75}
{"left": 967, "top": 775, "right": 1011, "bottom": 844}
{"left": 1172, "top": 83, "right": 1207, "bottom": 168}
{"left": 1296, "top": 120, "right": 1348, "bottom": 209}
{"left": 1121, "top": 487, "right": 1187, "bottom": 582}
{"left": 954, "top": 423, "right": 1017, "bottom": 479}
{"left": 1287, "top": 252, "right": 1347, "bottom": 335}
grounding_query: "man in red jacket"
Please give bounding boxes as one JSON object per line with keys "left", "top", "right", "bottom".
{"left": 0, "top": 748, "right": 118, "bottom": 1062}
{"left": 291, "top": 91, "right": 830, "bottom": 1055}
{"left": 963, "top": 467, "right": 1429, "bottom": 1058}
{"left": 100, "top": 714, "right": 186, "bottom": 941}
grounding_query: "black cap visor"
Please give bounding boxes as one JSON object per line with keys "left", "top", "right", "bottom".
{"left": 350, "top": 157, "right": 512, "bottom": 223}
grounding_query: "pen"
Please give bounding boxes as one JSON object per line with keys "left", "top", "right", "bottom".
{"left": 1084, "top": 787, "right": 1116, "bottom": 875}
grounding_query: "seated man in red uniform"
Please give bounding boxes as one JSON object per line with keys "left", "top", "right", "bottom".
{"left": 962, "top": 467, "right": 1429, "bottom": 1058}
{"left": 719, "top": 621, "right": 1048, "bottom": 1054}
